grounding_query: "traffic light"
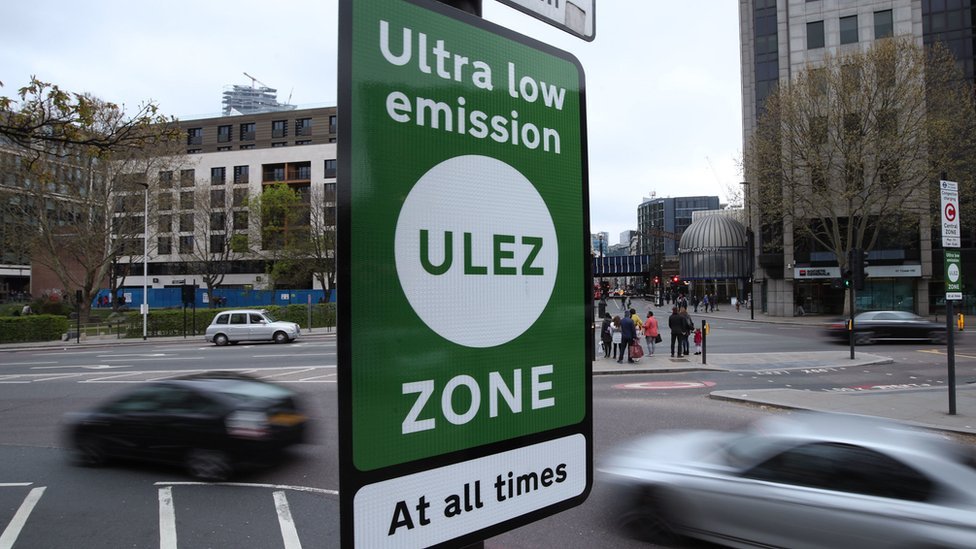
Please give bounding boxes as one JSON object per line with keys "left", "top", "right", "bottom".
{"left": 653, "top": 276, "right": 660, "bottom": 285}
{"left": 841, "top": 269, "right": 852, "bottom": 288}
{"left": 849, "top": 248, "right": 869, "bottom": 290}
{"left": 671, "top": 275, "right": 680, "bottom": 284}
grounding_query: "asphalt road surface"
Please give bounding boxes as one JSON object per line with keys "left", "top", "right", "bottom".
{"left": 2, "top": 327, "right": 975, "bottom": 548}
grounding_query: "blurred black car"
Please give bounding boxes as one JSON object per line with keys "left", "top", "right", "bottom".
{"left": 63, "top": 372, "right": 307, "bottom": 480}
{"left": 825, "top": 310, "right": 947, "bottom": 345}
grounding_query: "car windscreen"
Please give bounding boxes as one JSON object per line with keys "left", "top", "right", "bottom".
{"left": 263, "top": 311, "right": 279, "bottom": 322}
{"left": 207, "top": 380, "right": 293, "bottom": 402}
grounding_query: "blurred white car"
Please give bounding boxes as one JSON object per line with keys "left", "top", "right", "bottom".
{"left": 600, "top": 412, "right": 976, "bottom": 548}
{"left": 205, "top": 309, "right": 301, "bottom": 346}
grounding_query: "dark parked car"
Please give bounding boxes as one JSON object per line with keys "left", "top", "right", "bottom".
{"left": 600, "top": 412, "right": 976, "bottom": 548}
{"left": 63, "top": 372, "right": 308, "bottom": 480}
{"left": 825, "top": 310, "right": 947, "bottom": 345}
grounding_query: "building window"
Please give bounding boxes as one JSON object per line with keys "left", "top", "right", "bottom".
{"left": 233, "top": 165, "right": 249, "bottom": 184}
{"left": 158, "top": 170, "right": 173, "bottom": 188}
{"left": 187, "top": 127, "right": 202, "bottom": 145}
{"left": 297, "top": 163, "right": 311, "bottom": 180}
{"left": 217, "top": 146, "right": 232, "bottom": 152}
{"left": 158, "top": 214, "right": 172, "bottom": 233}
{"left": 324, "top": 159, "right": 337, "bottom": 178}
{"left": 296, "top": 118, "right": 312, "bottom": 136}
{"left": 233, "top": 210, "right": 249, "bottom": 230}
{"left": 272, "top": 120, "right": 288, "bottom": 138}
{"left": 329, "top": 115, "right": 337, "bottom": 134}
{"left": 240, "top": 122, "right": 256, "bottom": 141}
{"left": 217, "top": 125, "right": 232, "bottom": 143}
{"left": 211, "top": 167, "right": 226, "bottom": 185}
{"left": 295, "top": 140, "right": 311, "bottom": 145}
{"left": 210, "top": 189, "right": 226, "bottom": 208}
{"left": 158, "top": 193, "right": 173, "bottom": 211}
{"left": 210, "top": 234, "right": 225, "bottom": 254}
{"left": 180, "top": 169, "right": 195, "bottom": 187}
{"left": 211, "top": 211, "right": 227, "bottom": 231}
{"left": 807, "top": 20, "right": 825, "bottom": 49}
{"left": 180, "top": 191, "right": 194, "bottom": 210}
{"left": 272, "top": 142, "right": 287, "bottom": 148}
{"left": 840, "top": 15, "right": 858, "bottom": 44}
{"left": 240, "top": 144, "right": 255, "bottom": 150}
{"left": 233, "top": 188, "right": 248, "bottom": 207}
{"left": 179, "top": 235, "right": 194, "bottom": 254}
{"left": 875, "top": 10, "right": 893, "bottom": 39}
{"left": 180, "top": 213, "right": 194, "bottom": 232}
{"left": 157, "top": 236, "right": 172, "bottom": 255}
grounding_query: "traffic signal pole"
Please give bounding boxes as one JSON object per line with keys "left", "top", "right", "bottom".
{"left": 849, "top": 287, "right": 855, "bottom": 360}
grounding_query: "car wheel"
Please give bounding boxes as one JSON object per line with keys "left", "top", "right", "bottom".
{"left": 930, "top": 331, "right": 948, "bottom": 344}
{"left": 214, "top": 333, "right": 229, "bottom": 346}
{"left": 617, "top": 488, "right": 682, "bottom": 545}
{"left": 273, "top": 331, "right": 290, "bottom": 344}
{"left": 854, "top": 331, "right": 874, "bottom": 345}
{"left": 72, "top": 435, "right": 107, "bottom": 467}
{"left": 185, "top": 449, "right": 232, "bottom": 481}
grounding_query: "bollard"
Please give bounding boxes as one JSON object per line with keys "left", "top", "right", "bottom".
{"left": 701, "top": 320, "right": 707, "bottom": 364}
{"left": 958, "top": 313, "right": 965, "bottom": 332}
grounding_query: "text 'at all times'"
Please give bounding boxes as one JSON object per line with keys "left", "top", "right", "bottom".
{"left": 379, "top": 20, "right": 568, "bottom": 154}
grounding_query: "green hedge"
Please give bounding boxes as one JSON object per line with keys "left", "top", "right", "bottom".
{"left": 0, "top": 315, "right": 70, "bottom": 343}
{"left": 123, "top": 304, "right": 337, "bottom": 338}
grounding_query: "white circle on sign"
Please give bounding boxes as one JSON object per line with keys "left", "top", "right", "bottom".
{"left": 948, "top": 263, "right": 960, "bottom": 282}
{"left": 394, "top": 155, "right": 558, "bottom": 348}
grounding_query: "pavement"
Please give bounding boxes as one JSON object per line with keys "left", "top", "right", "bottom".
{"left": 2, "top": 300, "right": 975, "bottom": 436}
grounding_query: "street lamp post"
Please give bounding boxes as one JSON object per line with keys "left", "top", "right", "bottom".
{"left": 741, "top": 181, "right": 755, "bottom": 320}
{"left": 139, "top": 182, "right": 149, "bottom": 340}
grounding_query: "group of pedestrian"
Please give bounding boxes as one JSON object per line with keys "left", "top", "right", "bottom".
{"left": 667, "top": 306, "right": 702, "bottom": 357}
{"left": 601, "top": 308, "right": 663, "bottom": 362}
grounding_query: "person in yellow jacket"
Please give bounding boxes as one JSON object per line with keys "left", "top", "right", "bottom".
{"left": 629, "top": 308, "right": 643, "bottom": 343}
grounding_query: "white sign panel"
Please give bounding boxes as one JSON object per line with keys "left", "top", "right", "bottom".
{"left": 941, "top": 180, "right": 961, "bottom": 248}
{"left": 496, "top": 0, "right": 595, "bottom": 41}
{"left": 354, "top": 435, "right": 586, "bottom": 548}
{"left": 794, "top": 267, "right": 840, "bottom": 279}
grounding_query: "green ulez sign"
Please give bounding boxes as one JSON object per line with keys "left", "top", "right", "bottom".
{"left": 338, "top": 0, "right": 590, "bottom": 546}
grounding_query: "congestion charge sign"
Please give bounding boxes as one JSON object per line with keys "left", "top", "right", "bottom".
{"left": 336, "top": 0, "right": 591, "bottom": 547}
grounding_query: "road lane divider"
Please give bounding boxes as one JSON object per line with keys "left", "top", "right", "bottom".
{"left": 0, "top": 486, "right": 46, "bottom": 549}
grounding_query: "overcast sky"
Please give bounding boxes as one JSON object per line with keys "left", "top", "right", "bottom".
{"left": 1, "top": 1, "right": 743, "bottom": 245}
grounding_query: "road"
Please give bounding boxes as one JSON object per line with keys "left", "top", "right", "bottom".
{"left": 1, "top": 326, "right": 974, "bottom": 548}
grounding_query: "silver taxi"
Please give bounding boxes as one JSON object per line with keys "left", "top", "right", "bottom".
{"left": 205, "top": 309, "right": 301, "bottom": 346}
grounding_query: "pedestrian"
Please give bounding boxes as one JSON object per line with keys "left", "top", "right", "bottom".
{"left": 710, "top": 295, "right": 716, "bottom": 312}
{"left": 600, "top": 312, "right": 613, "bottom": 358}
{"left": 611, "top": 315, "right": 622, "bottom": 360}
{"left": 619, "top": 312, "right": 636, "bottom": 364}
{"left": 702, "top": 294, "right": 709, "bottom": 313}
{"left": 692, "top": 294, "right": 699, "bottom": 313}
{"left": 630, "top": 308, "right": 643, "bottom": 340}
{"left": 694, "top": 328, "right": 703, "bottom": 355}
{"left": 668, "top": 307, "right": 684, "bottom": 358}
{"left": 679, "top": 306, "right": 694, "bottom": 356}
{"left": 644, "top": 310, "right": 659, "bottom": 355}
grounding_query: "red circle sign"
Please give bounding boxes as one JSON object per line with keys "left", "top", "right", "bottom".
{"left": 945, "top": 202, "right": 957, "bottom": 221}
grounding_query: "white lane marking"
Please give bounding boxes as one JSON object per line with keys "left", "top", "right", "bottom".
{"left": 258, "top": 368, "right": 317, "bottom": 379}
{"left": 155, "top": 481, "right": 338, "bottom": 496}
{"left": 32, "top": 351, "right": 100, "bottom": 356}
{"left": 0, "top": 483, "right": 32, "bottom": 487}
{"left": 100, "top": 357, "right": 204, "bottom": 362}
{"left": 0, "top": 486, "right": 46, "bottom": 549}
{"left": 96, "top": 353, "right": 167, "bottom": 358}
{"left": 2, "top": 362, "right": 59, "bottom": 366}
{"left": 33, "top": 373, "right": 86, "bottom": 382}
{"left": 298, "top": 374, "right": 337, "bottom": 382}
{"left": 274, "top": 491, "right": 303, "bottom": 549}
{"left": 251, "top": 353, "right": 336, "bottom": 358}
{"left": 31, "top": 364, "right": 128, "bottom": 370}
{"left": 158, "top": 486, "right": 177, "bottom": 549}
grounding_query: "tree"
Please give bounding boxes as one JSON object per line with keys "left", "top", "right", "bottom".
{"left": 745, "top": 38, "right": 976, "bottom": 310}
{"left": 181, "top": 184, "right": 251, "bottom": 307}
{"left": 0, "top": 78, "right": 182, "bottom": 322}
{"left": 247, "top": 183, "right": 313, "bottom": 289}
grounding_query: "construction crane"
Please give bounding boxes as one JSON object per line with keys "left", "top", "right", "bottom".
{"left": 243, "top": 72, "right": 272, "bottom": 89}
